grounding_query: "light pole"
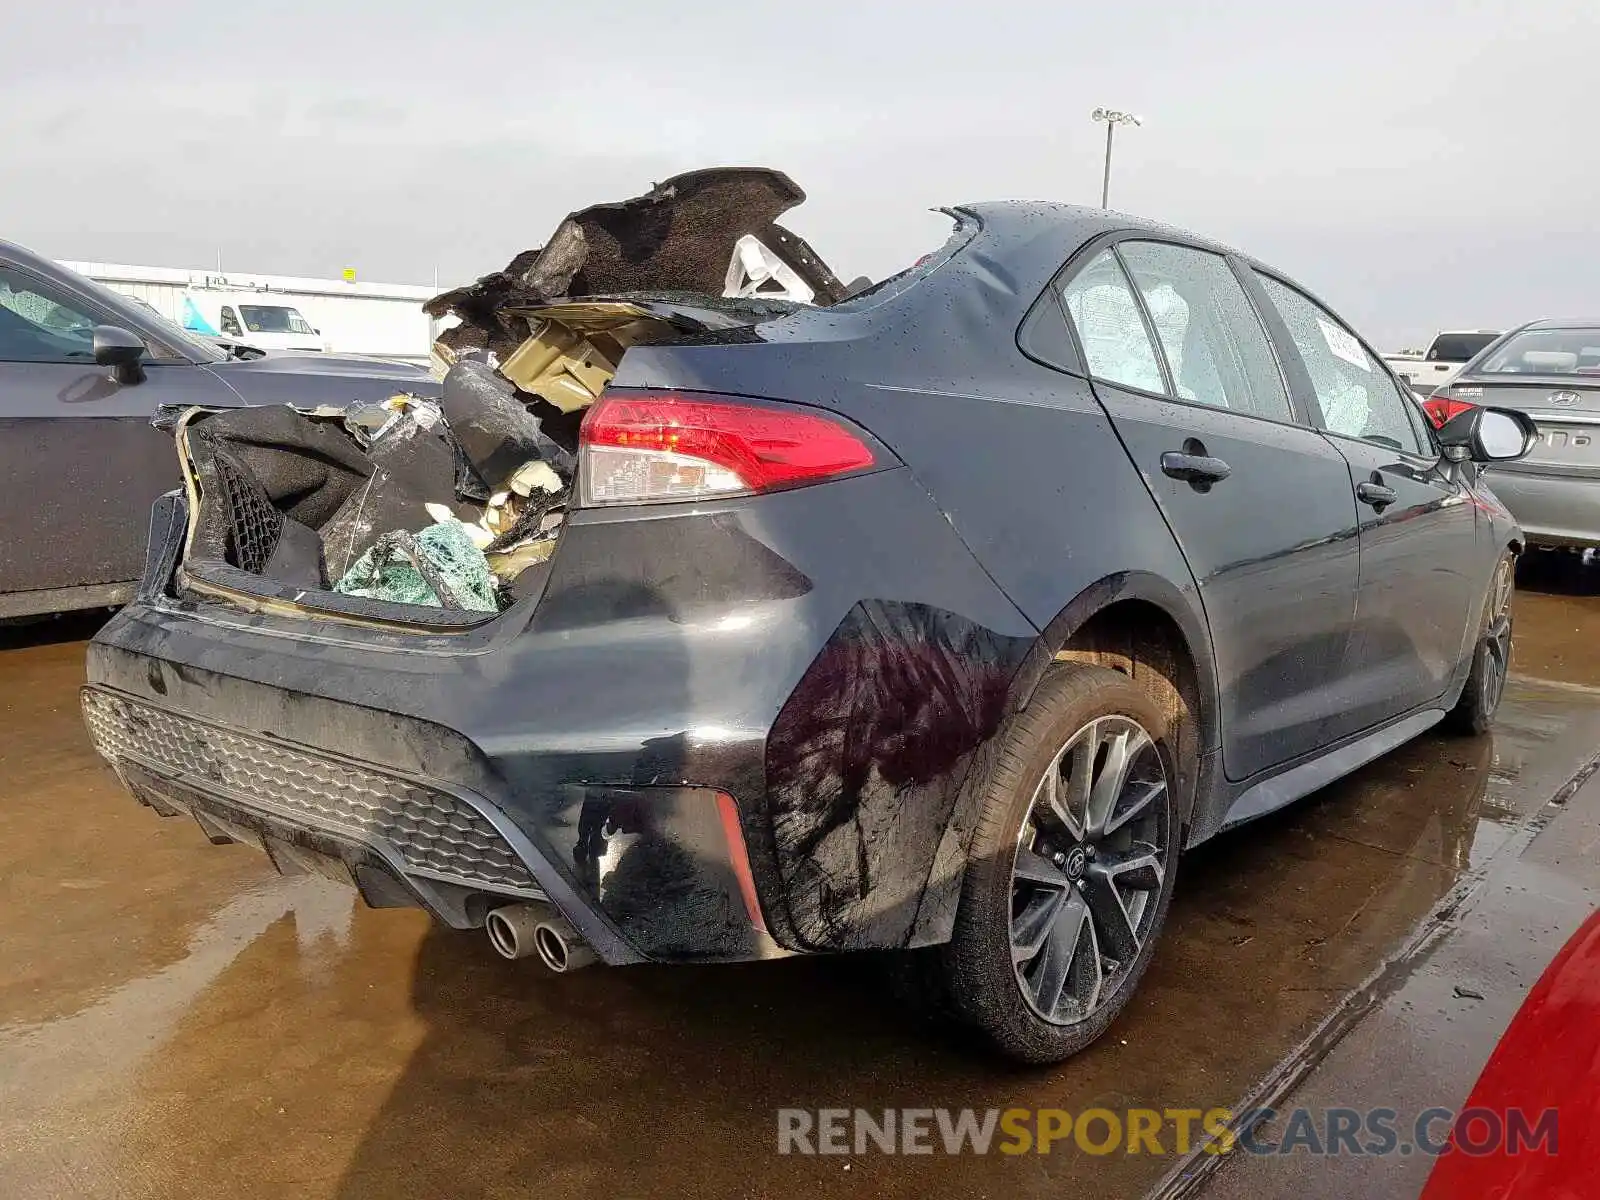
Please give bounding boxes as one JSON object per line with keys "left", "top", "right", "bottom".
{"left": 1091, "top": 108, "right": 1142, "bottom": 208}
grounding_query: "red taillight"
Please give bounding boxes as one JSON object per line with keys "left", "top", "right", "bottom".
{"left": 1423, "top": 394, "right": 1477, "bottom": 428}
{"left": 578, "top": 391, "right": 878, "bottom": 506}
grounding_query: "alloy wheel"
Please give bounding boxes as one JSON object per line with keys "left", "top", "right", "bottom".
{"left": 1009, "top": 714, "right": 1172, "bottom": 1026}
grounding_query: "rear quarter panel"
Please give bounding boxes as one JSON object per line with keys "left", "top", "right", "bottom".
{"left": 613, "top": 219, "right": 1217, "bottom": 943}
{"left": 612, "top": 220, "right": 1207, "bottom": 646}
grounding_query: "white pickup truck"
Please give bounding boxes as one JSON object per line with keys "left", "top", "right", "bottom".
{"left": 1383, "top": 330, "right": 1501, "bottom": 395}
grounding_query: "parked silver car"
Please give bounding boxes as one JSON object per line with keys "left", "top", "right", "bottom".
{"left": 1429, "top": 319, "right": 1600, "bottom": 549}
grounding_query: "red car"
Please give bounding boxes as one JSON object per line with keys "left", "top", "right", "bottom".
{"left": 1420, "top": 909, "right": 1600, "bottom": 1198}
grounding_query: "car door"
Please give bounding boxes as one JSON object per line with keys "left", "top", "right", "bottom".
{"left": 0, "top": 260, "right": 230, "bottom": 612}
{"left": 1058, "top": 240, "right": 1361, "bottom": 781}
{"left": 1250, "top": 273, "right": 1479, "bottom": 735}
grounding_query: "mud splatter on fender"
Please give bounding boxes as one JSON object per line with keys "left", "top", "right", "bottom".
{"left": 765, "top": 601, "right": 1029, "bottom": 950}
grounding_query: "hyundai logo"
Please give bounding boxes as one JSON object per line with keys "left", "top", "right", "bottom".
{"left": 1550, "top": 390, "right": 1582, "bottom": 407}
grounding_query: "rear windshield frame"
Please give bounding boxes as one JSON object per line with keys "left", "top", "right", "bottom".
{"left": 825, "top": 209, "right": 979, "bottom": 314}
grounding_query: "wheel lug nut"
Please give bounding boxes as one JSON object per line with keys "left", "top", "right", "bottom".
{"left": 1052, "top": 853, "right": 1066, "bottom": 866}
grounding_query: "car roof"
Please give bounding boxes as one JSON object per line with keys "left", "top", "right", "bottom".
{"left": 921, "top": 201, "right": 1335, "bottom": 336}
{"left": 0, "top": 236, "right": 75, "bottom": 278}
{"left": 950, "top": 200, "right": 1330, "bottom": 297}
{"left": 1517, "top": 317, "right": 1600, "bottom": 330}
{"left": 956, "top": 200, "right": 1246, "bottom": 260}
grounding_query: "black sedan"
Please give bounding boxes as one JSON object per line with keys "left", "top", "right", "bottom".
{"left": 82, "top": 179, "right": 1537, "bottom": 1063}
{"left": 0, "top": 238, "right": 437, "bottom": 619}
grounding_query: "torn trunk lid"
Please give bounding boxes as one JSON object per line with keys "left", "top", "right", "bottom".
{"left": 424, "top": 167, "right": 846, "bottom": 363}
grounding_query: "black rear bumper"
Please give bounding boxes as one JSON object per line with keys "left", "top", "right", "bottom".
{"left": 86, "top": 687, "right": 546, "bottom": 915}
{"left": 86, "top": 466, "right": 1039, "bottom": 961}
{"left": 81, "top": 672, "right": 780, "bottom": 965}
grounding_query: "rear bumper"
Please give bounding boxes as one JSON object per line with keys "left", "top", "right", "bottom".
{"left": 80, "top": 678, "right": 770, "bottom": 964}
{"left": 1485, "top": 468, "right": 1600, "bottom": 549}
{"left": 85, "top": 467, "right": 1037, "bottom": 961}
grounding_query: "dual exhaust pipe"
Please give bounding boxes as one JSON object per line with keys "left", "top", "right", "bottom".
{"left": 485, "top": 903, "right": 599, "bottom": 972}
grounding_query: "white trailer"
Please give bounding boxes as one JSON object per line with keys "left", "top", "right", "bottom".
{"left": 58, "top": 260, "right": 448, "bottom": 365}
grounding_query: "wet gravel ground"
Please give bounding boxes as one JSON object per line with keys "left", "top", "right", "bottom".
{"left": 2, "top": 552, "right": 1597, "bottom": 1200}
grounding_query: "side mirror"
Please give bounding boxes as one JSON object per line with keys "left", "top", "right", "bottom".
{"left": 1437, "top": 405, "right": 1538, "bottom": 463}
{"left": 92, "top": 324, "right": 147, "bottom": 385}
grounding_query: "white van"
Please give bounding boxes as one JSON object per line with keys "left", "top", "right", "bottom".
{"left": 180, "top": 290, "right": 328, "bottom": 353}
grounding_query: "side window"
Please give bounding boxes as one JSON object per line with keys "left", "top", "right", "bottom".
{"left": 0, "top": 267, "right": 101, "bottom": 363}
{"left": 1117, "top": 242, "right": 1294, "bottom": 422}
{"left": 1059, "top": 250, "right": 1165, "bottom": 394}
{"left": 1256, "top": 276, "right": 1427, "bottom": 455}
{"left": 219, "top": 306, "right": 243, "bottom": 337}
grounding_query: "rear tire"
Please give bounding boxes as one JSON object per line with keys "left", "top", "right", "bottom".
{"left": 937, "top": 664, "right": 1179, "bottom": 1064}
{"left": 1444, "top": 552, "right": 1515, "bottom": 736}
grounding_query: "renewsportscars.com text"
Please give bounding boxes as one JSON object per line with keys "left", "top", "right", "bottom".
{"left": 776, "top": 1106, "right": 1559, "bottom": 1158}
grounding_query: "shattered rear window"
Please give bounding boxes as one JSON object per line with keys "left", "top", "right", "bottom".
{"left": 826, "top": 212, "right": 978, "bottom": 313}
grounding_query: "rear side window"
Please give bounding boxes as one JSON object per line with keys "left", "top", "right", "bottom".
{"left": 1256, "top": 276, "right": 1427, "bottom": 456}
{"left": 1117, "top": 242, "right": 1294, "bottom": 422}
{"left": 1059, "top": 250, "right": 1165, "bottom": 393}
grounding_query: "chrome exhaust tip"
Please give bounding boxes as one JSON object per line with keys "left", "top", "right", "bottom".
{"left": 485, "top": 905, "right": 599, "bottom": 971}
{"left": 485, "top": 903, "right": 545, "bottom": 961}
{"left": 532, "top": 915, "right": 599, "bottom": 973}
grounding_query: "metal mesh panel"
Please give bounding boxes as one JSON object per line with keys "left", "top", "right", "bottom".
{"left": 211, "top": 448, "right": 284, "bottom": 575}
{"left": 81, "top": 689, "right": 535, "bottom": 892}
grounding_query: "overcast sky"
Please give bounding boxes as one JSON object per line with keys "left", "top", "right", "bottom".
{"left": 4, "top": 0, "right": 1595, "bottom": 348}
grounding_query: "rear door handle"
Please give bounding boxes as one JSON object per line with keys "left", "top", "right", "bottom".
{"left": 1356, "top": 480, "right": 1398, "bottom": 507}
{"left": 1160, "top": 452, "right": 1231, "bottom": 484}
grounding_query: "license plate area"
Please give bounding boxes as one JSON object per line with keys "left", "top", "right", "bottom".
{"left": 1526, "top": 422, "right": 1597, "bottom": 469}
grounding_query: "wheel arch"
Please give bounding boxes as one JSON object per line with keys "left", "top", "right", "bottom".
{"left": 907, "top": 570, "right": 1220, "bottom": 947}
{"left": 1021, "top": 574, "right": 1217, "bottom": 834}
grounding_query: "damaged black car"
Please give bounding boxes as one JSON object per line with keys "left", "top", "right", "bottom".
{"left": 84, "top": 167, "right": 1536, "bottom": 1062}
